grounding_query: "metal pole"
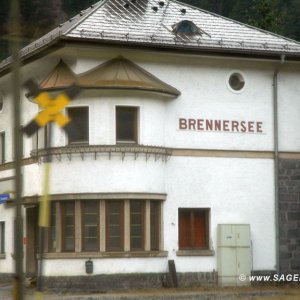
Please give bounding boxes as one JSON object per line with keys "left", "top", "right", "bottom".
{"left": 35, "top": 124, "right": 52, "bottom": 300}
{"left": 10, "top": 0, "right": 24, "bottom": 299}
{"left": 273, "top": 54, "right": 285, "bottom": 275}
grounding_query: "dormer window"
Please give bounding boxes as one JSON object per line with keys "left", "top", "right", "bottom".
{"left": 172, "top": 20, "right": 200, "bottom": 35}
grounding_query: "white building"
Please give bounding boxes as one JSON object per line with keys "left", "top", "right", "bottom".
{"left": 0, "top": 0, "right": 300, "bottom": 291}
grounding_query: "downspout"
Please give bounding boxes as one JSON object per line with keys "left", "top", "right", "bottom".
{"left": 273, "top": 54, "right": 285, "bottom": 275}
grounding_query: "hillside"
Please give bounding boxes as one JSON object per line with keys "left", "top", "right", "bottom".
{"left": 0, "top": 0, "right": 299, "bottom": 60}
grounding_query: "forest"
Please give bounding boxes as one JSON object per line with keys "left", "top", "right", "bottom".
{"left": 0, "top": 0, "right": 299, "bottom": 60}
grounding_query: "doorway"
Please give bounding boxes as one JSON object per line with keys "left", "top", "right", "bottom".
{"left": 26, "top": 206, "right": 38, "bottom": 276}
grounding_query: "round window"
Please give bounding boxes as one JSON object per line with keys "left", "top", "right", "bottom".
{"left": 228, "top": 73, "right": 245, "bottom": 91}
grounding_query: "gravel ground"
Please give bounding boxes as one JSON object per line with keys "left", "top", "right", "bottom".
{"left": 1, "top": 284, "right": 300, "bottom": 300}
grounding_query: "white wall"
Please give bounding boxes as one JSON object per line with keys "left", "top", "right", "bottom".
{"left": 0, "top": 205, "right": 17, "bottom": 274}
{"left": 165, "top": 157, "right": 276, "bottom": 272}
{"left": 0, "top": 45, "right": 299, "bottom": 276}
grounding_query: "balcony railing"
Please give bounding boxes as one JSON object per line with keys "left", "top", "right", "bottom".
{"left": 31, "top": 144, "right": 172, "bottom": 162}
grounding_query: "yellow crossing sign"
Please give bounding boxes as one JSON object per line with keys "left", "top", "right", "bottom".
{"left": 23, "top": 79, "right": 81, "bottom": 137}
{"left": 34, "top": 92, "right": 71, "bottom": 128}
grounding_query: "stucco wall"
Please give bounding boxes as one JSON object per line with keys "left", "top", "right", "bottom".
{"left": 0, "top": 46, "right": 299, "bottom": 278}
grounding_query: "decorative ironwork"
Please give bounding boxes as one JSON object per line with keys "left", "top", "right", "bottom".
{"left": 31, "top": 144, "right": 172, "bottom": 162}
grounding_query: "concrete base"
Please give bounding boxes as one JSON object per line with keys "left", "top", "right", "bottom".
{"left": 42, "top": 272, "right": 218, "bottom": 292}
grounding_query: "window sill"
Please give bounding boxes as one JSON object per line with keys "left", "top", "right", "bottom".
{"left": 0, "top": 253, "right": 6, "bottom": 259}
{"left": 42, "top": 251, "right": 168, "bottom": 259}
{"left": 176, "top": 249, "right": 215, "bottom": 256}
{"left": 116, "top": 141, "right": 138, "bottom": 144}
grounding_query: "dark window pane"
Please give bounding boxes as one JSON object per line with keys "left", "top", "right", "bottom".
{"left": 62, "top": 202, "right": 75, "bottom": 252}
{"left": 65, "top": 238, "right": 74, "bottom": 251}
{"left": 0, "top": 222, "right": 5, "bottom": 254}
{"left": 179, "top": 210, "right": 190, "bottom": 248}
{"left": 106, "top": 201, "right": 123, "bottom": 251}
{"left": 150, "top": 201, "right": 160, "bottom": 251}
{"left": 193, "top": 211, "right": 207, "bottom": 248}
{"left": 48, "top": 203, "right": 56, "bottom": 252}
{"left": 85, "top": 226, "right": 97, "bottom": 237}
{"left": 116, "top": 107, "right": 138, "bottom": 142}
{"left": 67, "top": 107, "right": 89, "bottom": 144}
{"left": 0, "top": 132, "right": 5, "bottom": 164}
{"left": 109, "top": 237, "right": 120, "bottom": 249}
{"left": 66, "top": 215, "right": 74, "bottom": 226}
{"left": 178, "top": 209, "right": 208, "bottom": 250}
{"left": 131, "top": 238, "right": 141, "bottom": 250}
{"left": 84, "top": 238, "right": 97, "bottom": 251}
{"left": 85, "top": 214, "right": 97, "bottom": 225}
{"left": 82, "top": 201, "right": 99, "bottom": 251}
{"left": 130, "top": 201, "right": 144, "bottom": 251}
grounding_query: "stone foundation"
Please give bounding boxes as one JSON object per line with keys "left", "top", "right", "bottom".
{"left": 0, "top": 273, "right": 13, "bottom": 282}
{"left": 42, "top": 272, "right": 217, "bottom": 292}
{"left": 279, "top": 159, "right": 300, "bottom": 274}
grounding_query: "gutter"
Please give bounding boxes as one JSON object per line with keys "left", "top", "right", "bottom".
{"left": 273, "top": 54, "right": 285, "bottom": 274}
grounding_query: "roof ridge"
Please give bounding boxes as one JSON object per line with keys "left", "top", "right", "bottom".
{"left": 172, "top": 0, "right": 300, "bottom": 46}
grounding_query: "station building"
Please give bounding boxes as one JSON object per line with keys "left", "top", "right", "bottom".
{"left": 0, "top": 0, "right": 300, "bottom": 290}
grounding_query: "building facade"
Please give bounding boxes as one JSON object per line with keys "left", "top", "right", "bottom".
{"left": 0, "top": 0, "right": 300, "bottom": 290}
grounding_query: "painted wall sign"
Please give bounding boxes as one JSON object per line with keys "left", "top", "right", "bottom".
{"left": 179, "top": 118, "right": 264, "bottom": 134}
{"left": 0, "top": 193, "right": 10, "bottom": 204}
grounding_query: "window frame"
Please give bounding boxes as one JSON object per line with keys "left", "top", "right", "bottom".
{"left": 0, "top": 221, "right": 5, "bottom": 255}
{"left": 61, "top": 202, "right": 75, "bottom": 252}
{"left": 44, "top": 198, "right": 164, "bottom": 257}
{"left": 150, "top": 201, "right": 161, "bottom": 251}
{"left": 48, "top": 202, "right": 57, "bottom": 252}
{"left": 130, "top": 200, "right": 145, "bottom": 251}
{"left": 115, "top": 106, "right": 139, "bottom": 144}
{"left": 105, "top": 201, "right": 124, "bottom": 252}
{"left": 0, "top": 131, "right": 5, "bottom": 164}
{"left": 81, "top": 201, "right": 100, "bottom": 252}
{"left": 66, "top": 106, "right": 89, "bottom": 145}
{"left": 178, "top": 208, "right": 210, "bottom": 251}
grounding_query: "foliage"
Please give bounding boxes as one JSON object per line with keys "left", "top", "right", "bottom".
{"left": 247, "top": 0, "right": 285, "bottom": 34}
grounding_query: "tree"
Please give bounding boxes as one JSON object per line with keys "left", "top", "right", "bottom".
{"left": 247, "top": 0, "right": 285, "bottom": 34}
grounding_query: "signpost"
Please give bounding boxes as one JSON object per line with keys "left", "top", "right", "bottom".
{"left": 22, "top": 79, "right": 81, "bottom": 300}
{"left": 0, "top": 193, "right": 10, "bottom": 204}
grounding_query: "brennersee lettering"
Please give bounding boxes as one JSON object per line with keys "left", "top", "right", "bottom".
{"left": 179, "top": 118, "right": 264, "bottom": 133}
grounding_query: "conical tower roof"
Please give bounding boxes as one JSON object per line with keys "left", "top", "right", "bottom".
{"left": 77, "top": 56, "right": 180, "bottom": 96}
{"left": 39, "top": 60, "right": 76, "bottom": 91}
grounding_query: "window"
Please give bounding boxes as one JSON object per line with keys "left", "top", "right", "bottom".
{"left": 0, "top": 92, "right": 4, "bottom": 112}
{"left": 67, "top": 107, "right": 89, "bottom": 144}
{"left": 82, "top": 201, "right": 99, "bottom": 251}
{"left": 0, "top": 222, "right": 5, "bottom": 254}
{"left": 0, "top": 132, "right": 5, "bottom": 164}
{"left": 32, "top": 124, "right": 51, "bottom": 152}
{"left": 150, "top": 201, "right": 160, "bottom": 251}
{"left": 178, "top": 208, "right": 209, "bottom": 250}
{"left": 46, "top": 199, "right": 163, "bottom": 256}
{"left": 61, "top": 202, "right": 75, "bottom": 252}
{"left": 227, "top": 72, "right": 245, "bottom": 93}
{"left": 130, "top": 201, "right": 145, "bottom": 251}
{"left": 48, "top": 203, "right": 56, "bottom": 252}
{"left": 106, "top": 201, "right": 124, "bottom": 251}
{"left": 172, "top": 20, "right": 200, "bottom": 34}
{"left": 116, "top": 106, "right": 138, "bottom": 143}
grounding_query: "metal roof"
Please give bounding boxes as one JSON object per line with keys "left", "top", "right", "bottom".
{"left": 38, "top": 56, "right": 181, "bottom": 96}
{"left": 39, "top": 60, "right": 77, "bottom": 90}
{"left": 1, "top": 0, "right": 300, "bottom": 72}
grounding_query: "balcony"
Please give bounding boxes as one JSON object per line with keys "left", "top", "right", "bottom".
{"left": 31, "top": 144, "right": 172, "bottom": 163}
